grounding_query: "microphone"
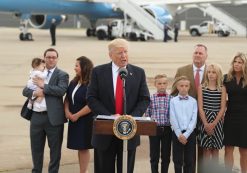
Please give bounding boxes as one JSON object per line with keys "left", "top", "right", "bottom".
{"left": 118, "top": 68, "right": 128, "bottom": 80}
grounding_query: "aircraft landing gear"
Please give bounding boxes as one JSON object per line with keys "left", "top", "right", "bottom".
{"left": 19, "top": 18, "right": 33, "bottom": 41}
{"left": 19, "top": 33, "right": 33, "bottom": 41}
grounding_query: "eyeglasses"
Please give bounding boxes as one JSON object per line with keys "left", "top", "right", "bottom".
{"left": 45, "top": 56, "right": 58, "bottom": 60}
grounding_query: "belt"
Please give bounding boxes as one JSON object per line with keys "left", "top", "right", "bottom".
{"left": 33, "top": 111, "right": 47, "bottom": 115}
{"left": 157, "top": 126, "right": 171, "bottom": 129}
{"left": 157, "top": 126, "right": 171, "bottom": 130}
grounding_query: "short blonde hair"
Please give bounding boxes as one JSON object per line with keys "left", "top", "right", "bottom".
{"left": 108, "top": 38, "right": 129, "bottom": 52}
{"left": 174, "top": 76, "right": 190, "bottom": 86}
{"left": 154, "top": 74, "right": 167, "bottom": 83}
{"left": 170, "top": 76, "right": 190, "bottom": 96}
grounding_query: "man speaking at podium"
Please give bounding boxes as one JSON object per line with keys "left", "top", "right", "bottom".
{"left": 87, "top": 38, "right": 150, "bottom": 173}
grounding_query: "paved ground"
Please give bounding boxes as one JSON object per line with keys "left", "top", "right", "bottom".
{"left": 0, "top": 27, "right": 245, "bottom": 173}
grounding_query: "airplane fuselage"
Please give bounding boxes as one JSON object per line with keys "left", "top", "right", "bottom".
{"left": 0, "top": 0, "right": 171, "bottom": 41}
{"left": 0, "top": 0, "right": 122, "bottom": 19}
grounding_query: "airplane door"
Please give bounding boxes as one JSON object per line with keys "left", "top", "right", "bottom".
{"left": 111, "top": 21, "right": 120, "bottom": 37}
{"left": 200, "top": 22, "right": 209, "bottom": 34}
{"left": 112, "top": 20, "right": 123, "bottom": 37}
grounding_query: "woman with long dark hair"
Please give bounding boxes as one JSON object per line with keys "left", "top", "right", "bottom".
{"left": 64, "top": 56, "right": 94, "bottom": 173}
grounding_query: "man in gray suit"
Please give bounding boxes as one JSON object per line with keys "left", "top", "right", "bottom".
{"left": 23, "top": 48, "right": 69, "bottom": 173}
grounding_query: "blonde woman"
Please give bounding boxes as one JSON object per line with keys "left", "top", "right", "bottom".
{"left": 197, "top": 64, "right": 226, "bottom": 161}
{"left": 223, "top": 53, "right": 247, "bottom": 173}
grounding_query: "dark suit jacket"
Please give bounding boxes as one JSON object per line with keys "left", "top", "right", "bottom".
{"left": 174, "top": 64, "right": 206, "bottom": 99}
{"left": 86, "top": 62, "right": 150, "bottom": 150}
{"left": 23, "top": 67, "right": 69, "bottom": 126}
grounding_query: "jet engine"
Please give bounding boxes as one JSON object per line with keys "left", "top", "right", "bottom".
{"left": 29, "top": 14, "right": 67, "bottom": 29}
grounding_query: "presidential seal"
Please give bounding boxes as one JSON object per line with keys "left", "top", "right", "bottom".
{"left": 113, "top": 115, "right": 137, "bottom": 140}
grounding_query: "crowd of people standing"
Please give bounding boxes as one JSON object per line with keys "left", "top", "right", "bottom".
{"left": 22, "top": 39, "right": 247, "bottom": 173}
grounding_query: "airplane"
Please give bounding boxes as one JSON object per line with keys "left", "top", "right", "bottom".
{"left": 0, "top": 0, "right": 172, "bottom": 41}
{"left": 2, "top": 0, "right": 244, "bottom": 41}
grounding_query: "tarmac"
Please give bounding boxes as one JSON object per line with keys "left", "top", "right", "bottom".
{"left": 0, "top": 27, "right": 245, "bottom": 173}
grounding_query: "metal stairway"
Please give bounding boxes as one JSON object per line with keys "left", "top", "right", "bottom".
{"left": 116, "top": 0, "right": 173, "bottom": 40}
{"left": 197, "top": 3, "right": 246, "bottom": 36}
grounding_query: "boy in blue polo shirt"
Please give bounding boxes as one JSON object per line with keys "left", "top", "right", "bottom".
{"left": 170, "top": 76, "right": 197, "bottom": 173}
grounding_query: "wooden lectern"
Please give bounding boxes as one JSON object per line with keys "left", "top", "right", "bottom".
{"left": 93, "top": 118, "right": 157, "bottom": 136}
{"left": 93, "top": 116, "right": 157, "bottom": 173}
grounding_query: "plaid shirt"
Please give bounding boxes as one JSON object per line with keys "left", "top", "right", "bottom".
{"left": 145, "top": 92, "right": 172, "bottom": 126}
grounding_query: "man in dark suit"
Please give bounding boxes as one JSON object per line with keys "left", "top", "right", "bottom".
{"left": 87, "top": 38, "right": 150, "bottom": 173}
{"left": 164, "top": 22, "right": 171, "bottom": 42}
{"left": 172, "top": 44, "right": 208, "bottom": 173}
{"left": 50, "top": 18, "right": 56, "bottom": 46}
{"left": 174, "top": 22, "right": 179, "bottom": 42}
{"left": 23, "top": 48, "right": 69, "bottom": 173}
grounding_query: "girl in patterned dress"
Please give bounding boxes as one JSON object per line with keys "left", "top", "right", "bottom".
{"left": 197, "top": 64, "right": 226, "bottom": 161}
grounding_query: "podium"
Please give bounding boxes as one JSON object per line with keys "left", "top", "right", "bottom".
{"left": 93, "top": 119, "right": 157, "bottom": 136}
{"left": 93, "top": 116, "right": 157, "bottom": 173}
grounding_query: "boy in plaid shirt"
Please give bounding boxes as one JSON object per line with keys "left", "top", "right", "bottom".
{"left": 145, "top": 74, "right": 172, "bottom": 173}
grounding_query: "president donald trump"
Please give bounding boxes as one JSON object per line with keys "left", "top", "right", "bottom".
{"left": 87, "top": 38, "right": 150, "bottom": 173}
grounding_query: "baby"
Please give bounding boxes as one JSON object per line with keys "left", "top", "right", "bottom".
{"left": 27, "top": 57, "right": 46, "bottom": 108}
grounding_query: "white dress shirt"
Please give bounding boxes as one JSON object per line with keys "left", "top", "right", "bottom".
{"left": 193, "top": 64, "right": 205, "bottom": 84}
{"left": 71, "top": 83, "right": 81, "bottom": 105}
{"left": 170, "top": 95, "right": 198, "bottom": 139}
{"left": 112, "top": 62, "right": 126, "bottom": 97}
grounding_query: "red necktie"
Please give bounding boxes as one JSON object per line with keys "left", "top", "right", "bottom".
{"left": 195, "top": 69, "right": 200, "bottom": 90}
{"left": 157, "top": 93, "right": 166, "bottom": 97}
{"left": 115, "top": 74, "right": 123, "bottom": 114}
